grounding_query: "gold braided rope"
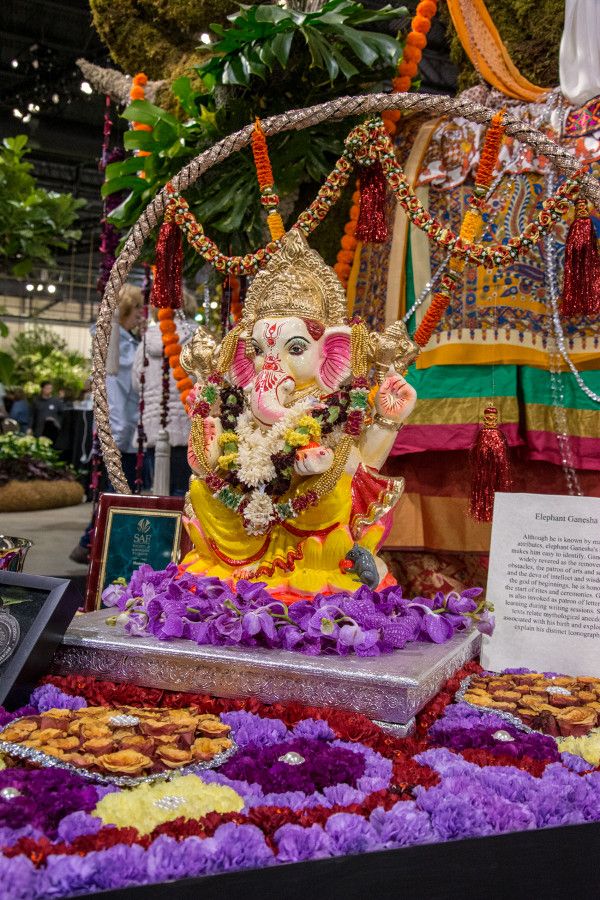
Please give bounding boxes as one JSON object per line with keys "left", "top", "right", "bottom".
{"left": 217, "top": 325, "right": 243, "bottom": 375}
{"left": 190, "top": 416, "right": 211, "bottom": 474}
{"left": 303, "top": 435, "right": 354, "bottom": 502}
{"left": 93, "top": 92, "right": 600, "bottom": 493}
{"left": 350, "top": 322, "right": 369, "bottom": 379}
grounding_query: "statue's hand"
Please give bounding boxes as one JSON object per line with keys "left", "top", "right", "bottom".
{"left": 188, "top": 415, "right": 221, "bottom": 472}
{"left": 375, "top": 372, "right": 417, "bottom": 423}
{"left": 294, "top": 443, "right": 334, "bottom": 476}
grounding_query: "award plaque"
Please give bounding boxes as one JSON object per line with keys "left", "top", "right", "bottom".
{"left": 85, "top": 494, "right": 190, "bottom": 611}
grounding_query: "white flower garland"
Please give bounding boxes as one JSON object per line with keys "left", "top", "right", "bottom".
{"left": 243, "top": 489, "right": 277, "bottom": 536}
{"left": 235, "top": 400, "right": 312, "bottom": 489}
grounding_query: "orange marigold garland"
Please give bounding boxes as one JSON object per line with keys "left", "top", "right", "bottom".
{"left": 407, "top": 109, "right": 512, "bottom": 522}
{"left": 334, "top": 0, "right": 439, "bottom": 286}
{"left": 413, "top": 111, "right": 506, "bottom": 349}
{"left": 131, "top": 73, "right": 183, "bottom": 312}
{"left": 251, "top": 118, "right": 285, "bottom": 241}
{"left": 130, "top": 73, "right": 152, "bottom": 164}
{"left": 158, "top": 308, "right": 193, "bottom": 406}
{"left": 162, "top": 118, "right": 580, "bottom": 279}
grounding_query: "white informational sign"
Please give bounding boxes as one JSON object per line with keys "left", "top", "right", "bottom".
{"left": 482, "top": 492, "right": 600, "bottom": 677}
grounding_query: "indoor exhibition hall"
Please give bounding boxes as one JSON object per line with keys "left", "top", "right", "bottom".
{"left": 0, "top": 1, "right": 599, "bottom": 897}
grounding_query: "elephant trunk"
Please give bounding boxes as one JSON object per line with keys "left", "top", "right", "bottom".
{"left": 250, "top": 357, "right": 295, "bottom": 426}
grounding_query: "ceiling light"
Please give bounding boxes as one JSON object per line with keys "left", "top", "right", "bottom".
{"left": 47, "top": 284, "right": 56, "bottom": 294}
{"left": 37, "top": 284, "right": 44, "bottom": 291}
{"left": 200, "top": 33, "right": 211, "bottom": 44}
{"left": 11, "top": 59, "right": 18, "bottom": 69}
{"left": 13, "top": 108, "right": 22, "bottom": 119}
{"left": 27, "top": 102, "right": 40, "bottom": 113}
{"left": 194, "top": 313, "right": 204, "bottom": 322}
{"left": 80, "top": 81, "right": 93, "bottom": 95}
{"left": 51, "top": 93, "right": 60, "bottom": 104}
{"left": 25, "top": 284, "right": 34, "bottom": 292}
{"left": 209, "top": 301, "right": 218, "bottom": 309}
{"left": 31, "top": 59, "right": 39, "bottom": 69}
{"left": 22, "top": 114, "right": 31, "bottom": 123}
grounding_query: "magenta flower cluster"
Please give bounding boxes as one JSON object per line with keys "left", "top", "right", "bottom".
{"left": 0, "top": 769, "right": 98, "bottom": 840}
{"left": 220, "top": 737, "right": 365, "bottom": 794}
{"left": 428, "top": 702, "right": 560, "bottom": 761}
{"left": 103, "top": 564, "right": 493, "bottom": 656}
{"left": 200, "top": 712, "right": 393, "bottom": 811}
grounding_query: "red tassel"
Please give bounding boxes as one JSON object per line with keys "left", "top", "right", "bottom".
{"left": 561, "top": 198, "right": 600, "bottom": 316}
{"left": 355, "top": 162, "right": 388, "bottom": 243}
{"left": 469, "top": 406, "right": 512, "bottom": 523}
{"left": 150, "top": 220, "right": 182, "bottom": 309}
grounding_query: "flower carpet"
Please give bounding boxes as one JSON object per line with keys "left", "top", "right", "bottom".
{"left": 0, "top": 664, "right": 599, "bottom": 897}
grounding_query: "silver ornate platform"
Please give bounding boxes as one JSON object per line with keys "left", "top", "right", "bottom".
{"left": 54, "top": 611, "right": 481, "bottom": 734}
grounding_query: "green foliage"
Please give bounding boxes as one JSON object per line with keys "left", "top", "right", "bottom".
{"left": 201, "top": 1, "right": 403, "bottom": 87}
{"left": 103, "top": 0, "right": 407, "bottom": 258}
{"left": 8, "top": 325, "right": 89, "bottom": 398}
{"left": 441, "top": 0, "right": 564, "bottom": 92}
{"left": 0, "top": 433, "right": 63, "bottom": 464}
{"left": 0, "top": 136, "right": 85, "bottom": 277}
{"left": 0, "top": 352, "right": 15, "bottom": 385}
{"left": 0, "top": 433, "right": 77, "bottom": 485}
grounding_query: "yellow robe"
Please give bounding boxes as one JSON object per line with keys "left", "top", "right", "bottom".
{"left": 182, "top": 473, "right": 386, "bottom": 596}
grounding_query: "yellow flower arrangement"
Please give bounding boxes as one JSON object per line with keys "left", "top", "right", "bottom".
{"left": 297, "top": 415, "right": 321, "bottom": 439}
{"left": 92, "top": 775, "right": 244, "bottom": 835}
{"left": 285, "top": 415, "right": 322, "bottom": 448}
{"left": 218, "top": 431, "right": 239, "bottom": 447}
{"left": 557, "top": 727, "right": 600, "bottom": 767}
{"left": 284, "top": 429, "right": 311, "bottom": 448}
{"left": 218, "top": 451, "right": 239, "bottom": 471}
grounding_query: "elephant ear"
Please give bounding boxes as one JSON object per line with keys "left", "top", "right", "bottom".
{"left": 316, "top": 326, "right": 352, "bottom": 392}
{"left": 230, "top": 337, "right": 255, "bottom": 388}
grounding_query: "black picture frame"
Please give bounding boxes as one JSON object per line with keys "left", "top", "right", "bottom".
{"left": 0, "top": 571, "right": 81, "bottom": 709}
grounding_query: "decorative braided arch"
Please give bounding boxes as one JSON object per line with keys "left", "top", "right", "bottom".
{"left": 93, "top": 91, "right": 600, "bottom": 493}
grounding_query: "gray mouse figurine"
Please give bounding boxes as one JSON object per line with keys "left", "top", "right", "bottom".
{"left": 344, "top": 544, "right": 380, "bottom": 590}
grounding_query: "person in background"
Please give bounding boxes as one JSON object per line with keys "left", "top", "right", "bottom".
{"left": 132, "top": 292, "right": 197, "bottom": 496}
{"left": 32, "top": 381, "right": 64, "bottom": 440}
{"left": 70, "top": 284, "right": 144, "bottom": 565}
{"left": 9, "top": 388, "right": 31, "bottom": 433}
{"left": 105, "top": 284, "right": 143, "bottom": 490}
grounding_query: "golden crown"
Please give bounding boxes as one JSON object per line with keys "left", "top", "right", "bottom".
{"left": 241, "top": 229, "right": 347, "bottom": 330}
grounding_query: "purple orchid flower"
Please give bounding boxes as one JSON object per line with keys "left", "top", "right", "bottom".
{"left": 445, "top": 591, "right": 479, "bottom": 615}
{"left": 477, "top": 610, "right": 496, "bottom": 635}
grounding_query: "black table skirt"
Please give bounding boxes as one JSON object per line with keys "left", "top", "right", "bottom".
{"left": 75, "top": 820, "right": 599, "bottom": 900}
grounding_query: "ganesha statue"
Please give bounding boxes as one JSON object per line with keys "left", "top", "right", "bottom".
{"left": 180, "top": 229, "right": 419, "bottom": 600}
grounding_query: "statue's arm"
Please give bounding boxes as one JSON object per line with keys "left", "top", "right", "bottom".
{"left": 359, "top": 425, "right": 399, "bottom": 471}
{"left": 359, "top": 372, "right": 417, "bottom": 471}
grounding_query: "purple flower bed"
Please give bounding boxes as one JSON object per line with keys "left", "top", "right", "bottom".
{"left": 103, "top": 564, "right": 493, "bottom": 656}
{"left": 0, "top": 770, "right": 98, "bottom": 839}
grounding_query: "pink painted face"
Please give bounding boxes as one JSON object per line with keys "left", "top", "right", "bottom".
{"left": 250, "top": 318, "right": 321, "bottom": 387}
{"left": 229, "top": 316, "right": 352, "bottom": 426}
